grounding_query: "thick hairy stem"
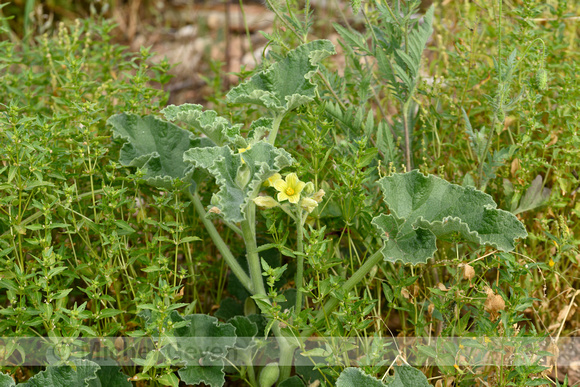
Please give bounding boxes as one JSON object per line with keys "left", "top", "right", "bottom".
{"left": 301, "top": 249, "right": 384, "bottom": 338}
{"left": 274, "top": 325, "right": 297, "bottom": 383}
{"left": 267, "top": 114, "right": 285, "bottom": 146}
{"left": 242, "top": 204, "right": 297, "bottom": 383}
{"left": 294, "top": 211, "right": 305, "bottom": 312}
{"left": 241, "top": 217, "right": 267, "bottom": 296}
{"left": 189, "top": 191, "right": 253, "bottom": 293}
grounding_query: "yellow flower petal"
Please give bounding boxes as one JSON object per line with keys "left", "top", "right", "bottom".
{"left": 273, "top": 178, "right": 288, "bottom": 193}
{"left": 264, "top": 173, "right": 282, "bottom": 187}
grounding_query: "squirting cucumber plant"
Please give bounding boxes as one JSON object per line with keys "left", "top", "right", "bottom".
{"left": 104, "top": 37, "right": 526, "bottom": 386}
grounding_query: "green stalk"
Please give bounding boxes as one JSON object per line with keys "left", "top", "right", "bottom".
{"left": 240, "top": 217, "right": 267, "bottom": 296}
{"left": 267, "top": 114, "right": 285, "bottom": 145}
{"left": 274, "top": 330, "right": 296, "bottom": 382}
{"left": 188, "top": 191, "right": 253, "bottom": 294}
{"left": 241, "top": 203, "right": 296, "bottom": 382}
{"left": 294, "top": 211, "right": 305, "bottom": 312}
{"left": 402, "top": 100, "right": 413, "bottom": 172}
{"left": 300, "top": 249, "right": 384, "bottom": 338}
{"left": 476, "top": 116, "right": 497, "bottom": 190}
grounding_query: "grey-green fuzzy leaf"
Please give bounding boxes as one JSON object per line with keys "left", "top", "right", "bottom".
{"left": 0, "top": 373, "right": 15, "bottom": 387}
{"left": 165, "top": 312, "right": 236, "bottom": 387}
{"left": 23, "top": 360, "right": 100, "bottom": 387}
{"left": 161, "top": 104, "right": 244, "bottom": 147}
{"left": 108, "top": 113, "right": 212, "bottom": 191}
{"left": 336, "top": 367, "right": 386, "bottom": 387}
{"left": 372, "top": 171, "right": 527, "bottom": 265}
{"left": 226, "top": 40, "right": 336, "bottom": 114}
{"left": 388, "top": 366, "right": 432, "bottom": 387}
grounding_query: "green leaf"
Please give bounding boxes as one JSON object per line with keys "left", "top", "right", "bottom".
{"left": 113, "top": 220, "right": 135, "bottom": 236}
{"left": 388, "top": 366, "right": 431, "bottom": 387}
{"left": 513, "top": 175, "right": 551, "bottom": 215}
{"left": 372, "top": 171, "right": 527, "bottom": 265}
{"left": 0, "top": 373, "right": 15, "bottom": 387}
{"left": 88, "top": 366, "right": 132, "bottom": 387}
{"left": 396, "top": 6, "right": 434, "bottom": 79}
{"left": 23, "top": 360, "right": 100, "bottom": 387}
{"left": 161, "top": 104, "right": 243, "bottom": 147}
{"left": 179, "top": 236, "right": 202, "bottom": 244}
{"left": 337, "top": 366, "right": 431, "bottom": 387}
{"left": 157, "top": 373, "right": 179, "bottom": 387}
{"left": 184, "top": 141, "right": 293, "bottom": 223}
{"left": 178, "top": 360, "right": 225, "bottom": 387}
{"left": 214, "top": 298, "right": 244, "bottom": 321}
{"left": 228, "top": 315, "right": 258, "bottom": 349}
{"left": 336, "top": 368, "right": 386, "bottom": 387}
{"left": 462, "top": 108, "right": 487, "bottom": 163}
{"left": 376, "top": 121, "right": 400, "bottom": 165}
{"left": 96, "top": 308, "right": 124, "bottom": 320}
{"left": 332, "top": 23, "right": 370, "bottom": 54}
{"left": 108, "top": 113, "right": 212, "bottom": 191}
{"left": 163, "top": 312, "right": 236, "bottom": 387}
{"left": 248, "top": 117, "right": 273, "bottom": 144}
{"left": 226, "top": 40, "right": 336, "bottom": 115}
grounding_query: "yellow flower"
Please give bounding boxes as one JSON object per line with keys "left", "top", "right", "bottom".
{"left": 253, "top": 196, "right": 279, "bottom": 209}
{"left": 264, "top": 173, "right": 282, "bottom": 187}
{"left": 273, "top": 173, "right": 306, "bottom": 204}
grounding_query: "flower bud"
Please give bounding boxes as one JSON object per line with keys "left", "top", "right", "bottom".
{"left": 303, "top": 181, "right": 315, "bottom": 195}
{"left": 253, "top": 196, "right": 279, "bottom": 209}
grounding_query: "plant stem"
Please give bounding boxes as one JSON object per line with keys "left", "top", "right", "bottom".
{"left": 241, "top": 203, "right": 297, "bottom": 382}
{"left": 241, "top": 218, "right": 267, "bottom": 296}
{"left": 188, "top": 191, "right": 253, "bottom": 293}
{"left": 275, "top": 331, "right": 297, "bottom": 382}
{"left": 267, "top": 114, "right": 285, "bottom": 145}
{"left": 301, "top": 249, "right": 384, "bottom": 337}
{"left": 294, "top": 211, "right": 305, "bottom": 312}
{"left": 476, "top": 116, "right": 497, "bottom": 190}
{"left": 402, "top": 100, "right": 413, "bottom": 171}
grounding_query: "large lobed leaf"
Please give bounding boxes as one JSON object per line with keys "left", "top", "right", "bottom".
{"left": 108, "top": 113, "right": 212, "bottom": 191}
{"left": 336, "top": 367, "right": 386, "bottom": 387}
{"left": 336, "top": 366, "right": 431, "bottom": 387}
{"left": 372, "top": 171, "right": 527, "bottom": 265}
{"left": 0, "top": 373, "right": 15, "bottom": 387}
{"left": 161, "top": 104, "right": 244, "bottom": 147}
{"left": 184, "top": 141, "right": 293, "bottom": 223}
{"left": 226, "top": 40, "right": 336, "bottom": 114}
{"left": 22, "top": 360, "right": 100, "bottom": 387}
{"left": 163, "top": 312, "right": 236, "bottom": 387}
